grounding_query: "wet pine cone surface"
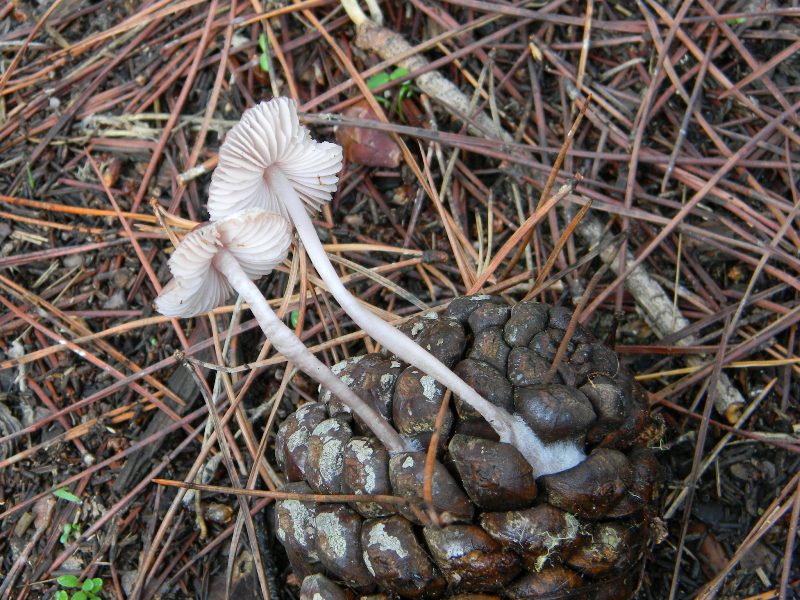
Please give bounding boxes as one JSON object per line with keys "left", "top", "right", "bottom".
{"left": 274, "top": 296, "right": 663, "bottom": 599}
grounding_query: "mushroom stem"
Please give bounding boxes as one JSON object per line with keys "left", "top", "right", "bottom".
{"left": 266, "top": 169, "right": 521, "bottom": 445}
{"left": 213, "top": 250, "right": 409, "bottom": 455}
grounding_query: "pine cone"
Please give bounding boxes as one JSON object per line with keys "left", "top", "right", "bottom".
{"left": 275, "top": 296, "right": 662, "bottom": 599}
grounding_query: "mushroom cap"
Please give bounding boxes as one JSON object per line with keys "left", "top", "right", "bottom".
{"left": 155, "top": 209, "right": 292, "bottom": 318}
{"left": 208, "top": 97, "right": 343, "bottom": 221}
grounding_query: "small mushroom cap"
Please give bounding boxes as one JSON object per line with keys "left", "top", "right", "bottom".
{"left": 208, "top": 97, "right": 343, "bottom": 220}
{"left": 155, "top": 209, "right": 292, "bottom": 318}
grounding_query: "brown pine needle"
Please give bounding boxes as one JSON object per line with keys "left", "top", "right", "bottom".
{"left": 152, "top": 479, "right": 408, "bottom": 506}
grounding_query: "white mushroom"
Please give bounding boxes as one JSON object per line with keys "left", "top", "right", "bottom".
{"left": 156, "top": 209, "right": 407, "bottom": 455}
{"left": 205, "top": 99, "right": 566, "bottom": 473}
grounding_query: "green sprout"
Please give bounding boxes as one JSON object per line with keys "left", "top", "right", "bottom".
{"left": 55, "top": 575, "right": 103, "bottom": 600}
{"left": 366, "top": 71, "right": 391, "bottom": 90}
{"left": 53, "top": 488, "right": 82, "bottom": 505}
{"left": 26, "top": 162, "right": 35, "bottom": 192}
{"left": 59, "top": 522, "right": 81, "bottom": 545}
{"left": 366, "top": 67, "right": 413, "bottom": 116}
{"left": 258, "top": 33, "right": 270, "bottom": 73}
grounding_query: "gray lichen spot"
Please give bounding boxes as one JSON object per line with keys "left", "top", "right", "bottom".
{"left": 331, "top": 355, "right": 362, "bottom": 375}
{"left": 313, "top": 419, "right": 341, "bottom": 437}
{"left": 439, "top": 537, "right": 469, "bottom": 560}
{"left": 331, "top": 360, "right": 349, "bottom": 376}
{"left": 363, "top": 463, "right": 376, "bottom": 491}
{"left": 368, "top": 523, "right": 408, "bottom": 559}
{"left": 286, "top": 428, "right": 308, "bottom": 452}
{"left": 319, "top": 439, "right": 345, "bottom": 484}
{"left": 295, "top": 404, "right": 314, "bottom": 420}
{"left": 316, "top": 512, "right": 348, "bottom": 559}
{"left": 363, "top": 550, "right": 376, "bottom": 576}
{"left": 411, "top": 322, "right": 425, "bottom": 336}
{"left": 350, "top": 439, "right": 374, "bottom": 462}
{"left": 420, "top": 375, "right": 438, "bottom": 400}
{"left": 284, "top": 500, "right": 310, "bottom": 543}
{"left": 423, "top": 311, "right": 439, "bottom": 320}
{"left": 402, "top": 456, "right": 415, "bottom": 469}
{"left": 349, "top": 440, "right": 377, "bottom": 490}
{"left": 281, "top": 500, "right": 318, "bottom": 560}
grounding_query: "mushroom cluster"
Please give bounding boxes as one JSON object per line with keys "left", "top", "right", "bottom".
{"left": 157, "top": 97, "right": 575, "bottom": 475}
{"left": 155, "top": 100, "right": 405, "bottom": 454}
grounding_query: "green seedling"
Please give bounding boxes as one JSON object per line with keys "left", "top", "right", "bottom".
{"left": 55, "top": 575, "right": 103, "bottom": 600}
{"left": 53, "top": 488, "right": 82, "bottom": 505}
{"left": 54, "top": 489, "right": 83, "bottom": 547}
{"left": 366, "top": 67, "right": 413, "bottom": 116}
{"left": 59, "top": 522, "right": 81, "bottom": 545}
{"left": 393, "top": 68, "right": 413, "bottom": 103}
{"left": 26, "top": 163, "right": 35, "bottom": 192}
{"left": 366, "top": 71, "right": 391, "bottom": 91}
{"left": 258, "top": 33, "right": 270, "bottom": 73}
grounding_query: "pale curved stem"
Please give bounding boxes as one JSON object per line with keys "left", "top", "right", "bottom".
{"left": 362, "top": 0, "right": 383, "bottom": 25}
{"left": 267, "top": 170, "right": 520, "bottom": 443}
{"left": 340, "top": 0, "right": 369, "bottom": 26}
{"left": 214, "top": 250, "right": 408, "bottom": 455}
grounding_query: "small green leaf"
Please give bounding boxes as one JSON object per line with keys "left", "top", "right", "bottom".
{"left": 290, "top": 310, "right": 299, "bottom": 328}
{"left": 53, "top": 489, "right": 82, "bottom": 504}
{"left": 389, "top": 66, "right": 409, "bottom": 81}
{"left": 89, "top": 579, "right": 103, "bottom": 593}
{"left": 81, "top": 580, "right": 94, "bottom": 592}
{"left": 366, "top": 72, "right": 390, "bottom": 90}
{"left": 71, "top": 591, "right": 87, "bottom": 600}
{"left": 55, "top": 591, "right": 69, "bottom": 600}
{"left": 726, "top": 16, "right": 747, "bottom": 25}
{"left": 60, "top": 524, "right": 72, "bottom": 545}
{"left": 375, "top": 96, "right": 390, "bottom": 107}
{"left": 56, "top": 575, "right": 79, "bottom": 588}
{"left": 25, "top": 163, "right": 35, "bottom": 192}
{"left": 258, "top": 33, "right": 270, "bottom": 72}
